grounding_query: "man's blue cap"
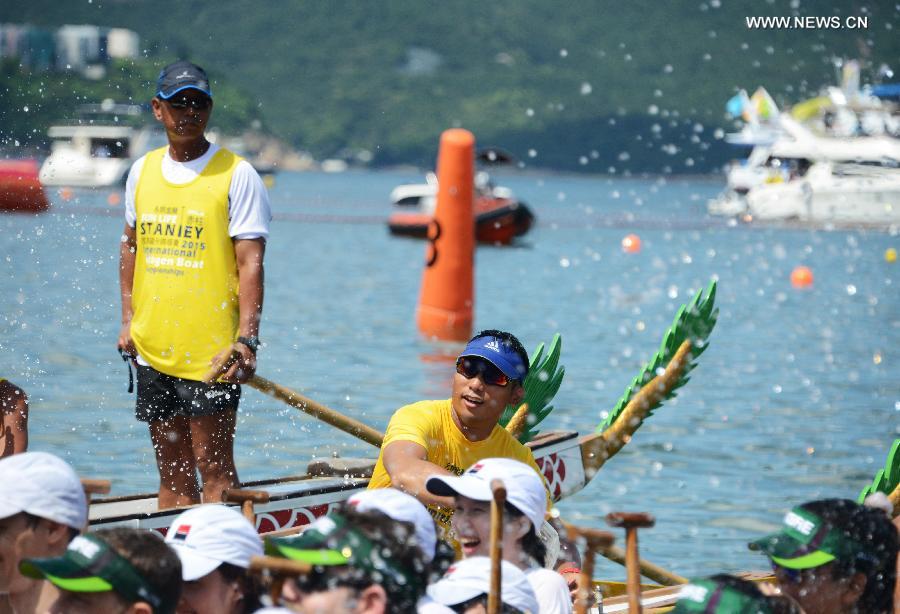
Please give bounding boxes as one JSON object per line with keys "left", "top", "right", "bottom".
{"left": 459, "top": 335, "right": 528, "bottom": 381}
{"left": 156, "top": 60, "right": 212, "bottom": 99}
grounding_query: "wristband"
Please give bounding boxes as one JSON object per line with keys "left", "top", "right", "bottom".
{"left": 236, "top": 336, "right": 260, "bottom": 354}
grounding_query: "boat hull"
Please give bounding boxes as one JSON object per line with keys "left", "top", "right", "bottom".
{"left": 89, "top": 430, "right": 585, "bottom": 534}
{"left": 388, "top": 197, "right": 535, "bottom": 245}
{"left": 0, "top": 160, "right": 49, "bottom": 213}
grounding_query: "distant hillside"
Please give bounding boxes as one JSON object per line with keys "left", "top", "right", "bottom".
{"left": 2, "top": 0, "right": 898, "bottom": 173}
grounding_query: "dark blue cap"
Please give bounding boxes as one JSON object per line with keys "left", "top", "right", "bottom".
{"left": 156, "top": 60, "right": 212, "bottom": 99}
{"left": 459, "top": 335, "right": 528, "bottom": 381}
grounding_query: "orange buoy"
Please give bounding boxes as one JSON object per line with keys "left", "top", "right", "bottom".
{"left": 621, "top": 233, "right": 641, "bottom": 253}
{"left": 107, "top": 192, "right": 122, "bottom": 206}
{"left": 59, "top": 187, "right": 74, "bottom": 201}
{"left": 416, "top": 129, "right": 475, "bottom": 341}
{"left": 790, "top": 265, "right": 814, "bottom": 288}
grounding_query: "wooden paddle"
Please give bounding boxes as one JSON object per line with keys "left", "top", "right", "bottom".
{"left": 80, "top": 479, "right": 111, "bottom": 532}
{"left": 560, "top": 521, "right": 616, "bottom": 614}
{"left": 203, "top": 344, "right": 384, "bottom": 447}
{"left": 606, "top": 512, "right": 656, "bottom": 614}
{"left": 488, "top": 478, "right": 506, "bottom": 614}
{"left": 223, "top": 487, "right": 270, "bottom": 523}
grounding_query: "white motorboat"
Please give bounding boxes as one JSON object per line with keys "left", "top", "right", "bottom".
{"left": 39, "top": 101, "right": 164, "bottom": 188}
{"left": 709, "top": 115, "right": 900, "bottom": 225}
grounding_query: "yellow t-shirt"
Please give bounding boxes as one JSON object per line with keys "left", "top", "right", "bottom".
{"left": 369, "top": 398, "right": 542, "bottom": 530}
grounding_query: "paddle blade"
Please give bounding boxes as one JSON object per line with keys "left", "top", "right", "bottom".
{"left": 500, "top": 333, "right": 565, "bottom": 443}
{"left": 596, "top": 280, "right": 718, "bottom": 434}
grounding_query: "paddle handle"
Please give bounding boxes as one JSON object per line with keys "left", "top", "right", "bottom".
{"left": 488, "top": 479, "right": 506, "bottom": 614}
{"left": 249, "top": 375, "right": 384, "bottom": 448}
{"left": 598, "top": 544, "right": 688, "bottom": 586}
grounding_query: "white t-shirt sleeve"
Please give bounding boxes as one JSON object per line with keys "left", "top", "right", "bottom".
{"left": 124, "top": 155, "right": 147, "bottom": 228}
{"left": 228, "top": 160, "right": 272, "bottom": 240}
{"left": 526, "top": 568, "right": 573, "bottom": 614}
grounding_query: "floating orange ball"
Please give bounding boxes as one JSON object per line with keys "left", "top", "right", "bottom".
{"left": 107, "top": 192, "right": 122, "bottom": 206}
{"left": 59, "top": 187, "right": 73, "bottom": 201}
{"left": 621, "top": 233, "right": 641, "bottom": 253}
{"left": 790, "top": 265, "right": 814, "bottom": 288}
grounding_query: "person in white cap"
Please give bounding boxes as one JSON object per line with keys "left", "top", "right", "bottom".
{"left": 347, "top": 487, "right": 438, "bottom": 564}
{"left": 427, "top": 458, "right": 572, "bottom": 614}
{"left": 427, "top": 556, "right": 539, "bottom": 614}
{"left": 164, "top": 504, "right": 264, "bottom": 614}
{"left": 0, "top": 451, "right": 87, "bottom": 614}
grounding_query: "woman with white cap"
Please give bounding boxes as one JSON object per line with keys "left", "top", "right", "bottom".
{"left": 426, "top": 457, "right": 572, "bottom": 614}
{"left": 164, "top": 504, "right": 264, "bottom": 614}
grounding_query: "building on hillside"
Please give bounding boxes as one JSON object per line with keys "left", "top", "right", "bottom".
{"left": 0, "top": 23, "right": 140, "bottom": 78}
{"left": 0, "top": 23, "right": 56, "bottom": 72}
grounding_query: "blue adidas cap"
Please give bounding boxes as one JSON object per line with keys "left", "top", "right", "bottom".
{"left": 459, "top": 335, "right": 528, "bottom": 381}
{"left": 156, "top": 60, "right": 212, "bottom": 99}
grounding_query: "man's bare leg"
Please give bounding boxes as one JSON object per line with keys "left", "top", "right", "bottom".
{"left": 0, "top": 380, "right": 28, "bottom": 457}
{"left": 149, "top": 415, "right": 200, "bottom": 509}
{"left": 190, "top": 410, "right": 239, "bottom": 503}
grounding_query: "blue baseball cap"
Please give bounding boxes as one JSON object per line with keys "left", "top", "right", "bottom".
{"left": 156, "top": 60, "right": 212, "bottom": 99}
{"left": 459, "top": 334, "right": 528, "bottom": 381}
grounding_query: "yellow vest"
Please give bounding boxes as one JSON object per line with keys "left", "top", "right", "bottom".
{"left": 131, "top": 146, "right": 242, "bottom": 381}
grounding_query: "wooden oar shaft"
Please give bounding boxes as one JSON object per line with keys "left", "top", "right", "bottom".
{"left": 488, "top": 479, "right": 506, "bottom": 614}
{"left": 249, "top": 375, "right": 384, "bottom": 448}
{"left": 598, "top": 545, "right": 688, "bottom": 586}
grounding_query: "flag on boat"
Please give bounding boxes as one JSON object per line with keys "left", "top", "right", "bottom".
{"left": 750, "top": 87, "right": 779, "bottom": 120}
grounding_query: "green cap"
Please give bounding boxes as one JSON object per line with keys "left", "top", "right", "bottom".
{"left": 20, "top": 534, "right": 175, "bottom": 614}
{"left": 265, "top": 512, "right": 422, "bottom": 600}
{"left": 749, "top": 507, "right": 867, "bottom": 570}
{"left": 671, "top": 578, "right": 773, "bottom": 614}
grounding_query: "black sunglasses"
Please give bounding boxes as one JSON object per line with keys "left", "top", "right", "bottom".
{"left": 455, "top": 357, "right": 512, "bottom": 387}
{"left": 165, "top": 96, "right": 211, "bottom": 110}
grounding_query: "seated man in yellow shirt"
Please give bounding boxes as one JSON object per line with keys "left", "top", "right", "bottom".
{"left": 368, "top": 329, "right": 542, "bottom": 530}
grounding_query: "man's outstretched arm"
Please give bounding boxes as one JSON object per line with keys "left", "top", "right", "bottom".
{"left": 381, "top": 440, "right": 455, "bottom": 507}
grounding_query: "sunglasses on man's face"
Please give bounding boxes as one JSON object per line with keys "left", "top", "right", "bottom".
{"left": 455, "top": 357, "right": 512, "bottom": 387}
{"left": 165, "top": 96, "right": 211, "bottom": 110}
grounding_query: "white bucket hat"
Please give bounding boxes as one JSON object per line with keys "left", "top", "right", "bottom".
{"left": 165, "top": 504, "right": 263, "bottom": 581}
{"left": 348, "top": 487, "right": 437, "bottom": 562}
{"left": 427, "top": 556, "right": 538, "bottom": 613}
{"left": 0, "top": 451, "right": 87, "bottom": 529}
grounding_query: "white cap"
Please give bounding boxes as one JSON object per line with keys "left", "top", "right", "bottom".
{"left": 426, "top": 457, "right": 547, "bottom": 532}
{"left": 165, "top": 504, "right": 263, "bottom": 581}
{"left": 426, "top": 556, "right": 539, "bottom": 613}
{"left": 0, "top": 451, "right": 87, "bottom": 529}
{"left": 348, "top": 488, "right": 437, "bottom": 562}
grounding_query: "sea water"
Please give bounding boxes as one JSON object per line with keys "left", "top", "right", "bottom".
{"left": 0, "top": 168, "right": 897, "bottom": 577}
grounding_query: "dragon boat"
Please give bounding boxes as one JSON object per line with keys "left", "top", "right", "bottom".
{"left": 89, "top": 282, "right": 720, "bottom": 537}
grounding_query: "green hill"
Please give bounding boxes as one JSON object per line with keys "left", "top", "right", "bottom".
{"left": 2, "top": 0, "right": 897, "bottom": 173}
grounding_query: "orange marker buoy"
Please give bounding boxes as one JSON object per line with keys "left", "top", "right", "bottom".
{"left": 59, "top": 187, "right": 74, "bottom": 201}
{"left": 621, "top": 233, "right": 641, "bottom": 253}
{"left": 416, "top": 129, "right": 475, "bottom": 341}
{"left": 107, "top": 192, "right": 122, "bottom": 206}
{"left": 790, "top": 265, "right": 814, "bottom": 288}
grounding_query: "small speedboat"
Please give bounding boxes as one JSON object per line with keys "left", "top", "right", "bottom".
{"left": 388, "top": 149, "right": 536, "bottom": 245}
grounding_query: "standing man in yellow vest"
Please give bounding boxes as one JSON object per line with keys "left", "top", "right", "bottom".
{"left": 117, "top": 61, "right": 271, "bottom": 509}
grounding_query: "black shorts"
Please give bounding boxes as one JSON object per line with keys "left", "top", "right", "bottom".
{"left": 135, "top": 365, "right": 241, "bottom": 423}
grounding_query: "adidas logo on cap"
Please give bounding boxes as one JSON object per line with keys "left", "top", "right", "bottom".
{"left": 484, "top": 339, "right": 500, "bottom": 352}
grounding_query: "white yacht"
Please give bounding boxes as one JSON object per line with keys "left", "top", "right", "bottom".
{"left": 39, "top": 101, "right": 164, "bottom": 187}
